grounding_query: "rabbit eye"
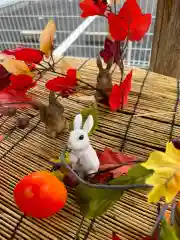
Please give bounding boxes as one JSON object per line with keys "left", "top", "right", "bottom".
{"left": 79, "top": 135, "right": 84, "bottom": 140}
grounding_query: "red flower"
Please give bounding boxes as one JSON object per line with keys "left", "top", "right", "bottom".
{"left": 9, "top": 74, "right": 36, "bottom": 95}
{"left": 46, "top": 69, "right": 77, "bottom": 96}
{"left": 0, "top": 64, "right": 11, "bottom": 91}
{"left": 109, "top": 70, "right": 132, "bottom": 111}
{"left": 3, "top": 48, "right": 43, "bottom": 64}
{"left": 108, "top": 0, "right": 152, "bottom": 41}
{"left": 80, "top": 0, "right": 107, "bottom": 18}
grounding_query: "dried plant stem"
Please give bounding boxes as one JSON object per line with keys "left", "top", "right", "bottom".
{"left": 151, "top": 204, "right": 169, "bottom": 236}
{"left": 170, "top": 199, "right": 177, "bottom": 225}
{"left": 87, "top": 160, "right": 143, "bottom": 178}
{"left": 60, "top": 148, "right": 152, "bottom": 190}
{"left": 74, "top": 216, "right": 84, "bottom": 240}
{"left": 83, "top": 218, "right": 95, "bottom": 240}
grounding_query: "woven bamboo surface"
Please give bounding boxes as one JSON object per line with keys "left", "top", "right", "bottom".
{"left": 0, "top": 57, "right": 180, "bottom": 240}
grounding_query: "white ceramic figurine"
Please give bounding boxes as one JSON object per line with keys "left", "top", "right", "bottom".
{"left": 68, "top": 113, "right": 100, "bottom": 178}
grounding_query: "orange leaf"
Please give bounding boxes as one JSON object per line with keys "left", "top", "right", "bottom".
{"left": 2, "top": 58, "right": 32, "bottom": 76}
{"left": 40, "top": 20, "right": 56, "bottom": 57}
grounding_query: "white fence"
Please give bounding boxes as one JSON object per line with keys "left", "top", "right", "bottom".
{"left": 0, "top": 0, "right": 157, "bottom": 67}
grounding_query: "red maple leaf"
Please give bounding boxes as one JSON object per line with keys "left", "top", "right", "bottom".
{"left": 109, "top": 70, "right": 132, "bottom": 111}
{"left": 100, "top": 38, "right": 121, "bottom": 64}
{"left": 3, "top": 48, "right": 43, "bottom": 64}
{"left": 128, "top": 14, "right": 152, "bottom": 41}
{"left": 0, "top": 65, "right": 11, "bottom": 91}
{"left": 93, "top": 147, "right": 136, "bottom": 183}
{"left": 112, "top": 233, "right": 121, "bottom": 240}
{"left": 108, "top": 0, "right": 151, "bottom": 41}
{"left": 9, "top": 74, "right": 36, "bottom": 95}
{"left": 79, "top": 0, "right": 107, "bottom": 18}
{"left": 45, "top": 68, "right": 77, "bottom": 96}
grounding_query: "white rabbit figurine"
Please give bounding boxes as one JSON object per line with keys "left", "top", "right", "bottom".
{"left": 68, "top": 113, "right": 100, "bottom": 178}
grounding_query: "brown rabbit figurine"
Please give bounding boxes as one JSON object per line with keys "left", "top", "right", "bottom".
{"left": 95, "top": 56, "right": 113, "bottom": 102}
{"left": 32, "top": 91, "right": 69, "bottom": 138}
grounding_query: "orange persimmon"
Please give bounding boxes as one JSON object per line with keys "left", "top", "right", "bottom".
{"left": 14, "top": 171, "right": 67, "bottom": 218}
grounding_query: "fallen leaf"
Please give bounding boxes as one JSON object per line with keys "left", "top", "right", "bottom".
{"left": 109, "top": 70, "right": 132, "bottom": 111}
{"left": 142, "top": 140, "right": 180, "bottom": 203}
{"left": 2, "top": 58, "right": 32, "bottom": 76}
{"left": 93, "top": 148, "right": 136, "bottom": 183}
{"left": 40, "top": 20, "right": 56, "bottom": 57}
{"left": 0, "top": 88, "right": 32, "bottom": 108}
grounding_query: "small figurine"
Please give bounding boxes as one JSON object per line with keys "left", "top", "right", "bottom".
{"left": 68, "top": 113, "right": 99, "bottom": 178}
{"left": 95, "top": 56, "right": 113, "bottom": 102}
{"left": 32, "top": 91, "right": 69, "bottom": 138}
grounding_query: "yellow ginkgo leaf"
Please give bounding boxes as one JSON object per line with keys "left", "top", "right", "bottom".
{"left": 2, "top": 58, "right": 32, "bottom": 76}
{"left": 40, "top": 20, "right": 56, "bottom": 57}
{"left": 141, "top": 141, "right": 180, "bottom": 203}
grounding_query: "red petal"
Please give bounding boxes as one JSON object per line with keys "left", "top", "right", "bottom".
{"left": 129, "top": 14, "right": 152, "bottom": 41}
{"left": 118, "top": 0, "right": 142, "bottom": 23}
{"left": 80, "top": 0, "right": 106, "bottom": 18}
{"left": 108, "top": 13, "right": 128, "bottom": 41}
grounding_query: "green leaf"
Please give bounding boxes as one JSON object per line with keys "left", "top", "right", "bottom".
{"left": 76, "top": 184, "right": 124, "bottom": 218}
{"left": 70, "top": 105, "right": 98, "bottom": 135}
{"left": 81, "top": 105, "right": 98, "bottom": 135}
{"left": 110, "top": 164, "right": 154, "bottom": 185}
{"left": 76, "top": 164, "right": 153, "bottom": 219}
{"left": 160, "top": 219, "right": 179, "bottom": 240}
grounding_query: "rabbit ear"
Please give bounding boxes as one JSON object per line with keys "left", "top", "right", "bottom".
{"left": 74, "top": 114, "right": 83, "bottom": 130}
{"left": 106, "top": 57, "right": 114, "bottom": 70}
{"left": 96, "top": 56, "right": 103, "bottom": 70}
{"left": 83, "top": 115, "right": 94, "bottom": 133}
{"left": 49, "top": 91, "right": 56, "bottom": 105}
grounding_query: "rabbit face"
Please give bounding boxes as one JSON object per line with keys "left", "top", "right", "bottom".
{"left": 67, "top": 113, "right": 94, "bottom": 152}
{"left": 68, "top": 129, "right": 89, "bottom": 151}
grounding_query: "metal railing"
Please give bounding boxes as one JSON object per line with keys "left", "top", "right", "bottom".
{"left": 0, "top": 0, "right": 157, "bottom": 67}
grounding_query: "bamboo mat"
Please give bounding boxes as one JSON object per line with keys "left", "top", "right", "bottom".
{"left": 0, "top": 57, "right": 180, "bottom": 240}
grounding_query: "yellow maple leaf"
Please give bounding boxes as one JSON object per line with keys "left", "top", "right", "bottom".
{"left": 40, "top": 20, "right": 56, "bottom": 57}
{"left": 141, "top": 141, "right": 180, "bottom": 203}
{"left": 2, "top": 58, "right": 32, "bottom": 76}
